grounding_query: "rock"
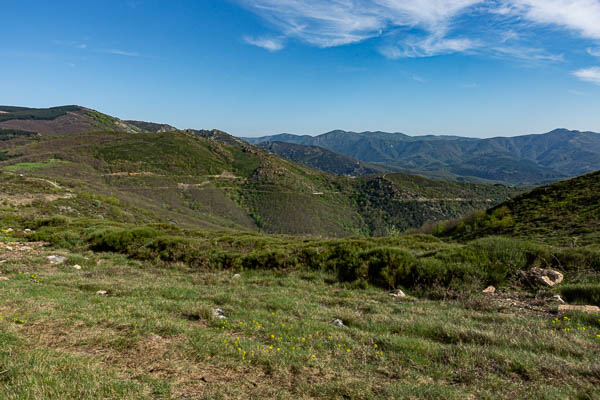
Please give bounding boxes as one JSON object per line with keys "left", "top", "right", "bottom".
{"left": 0, "top": 277, "right": 9, "bottom": 281}
{"left": 558, "top": 305, "right": 600, "bottom": 314}
{"left": 551, "top": 294, "right": 565, "bottom": 303}
{"left": 72, "top": 264, "right": 82, "bottom": 270}
{"left": 95, "top": 290, "right": 108, "bottom": 295}
{"left": 4, "top": 228, "right": 14, "bottom": 233}
{"left": 522, "top": 268, "right": 564, "bottom": 287}
{"left": 329, "top": 319, "right": 347, "bottom": 328}
{"left": 149, "top": 333, "right": 163, "bottom": 341}
{"left": 47, "top": 255, "right": 67, "bottom": 265}
{"left": 482, "top": 286, "right": 496, "bottom": 294}
{"left": 0, "top": 260, "right": 6, "bottom": 265}
{"left": 24, "top": 229, "right": 32, "bottom": 233}
{"left": 232, "top": 274, "right": 241, "bottom": 280}
{"left": 212, "top": 308, "right": 227, "bottom": 320}
{"left": 4, "top": 246, "right": 13, "bottom": 251}
{"left": 389, "top": 289, "right": 406, "bottom": 298}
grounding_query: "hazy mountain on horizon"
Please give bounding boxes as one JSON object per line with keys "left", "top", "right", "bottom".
{"left": 241, "top": 128, "right": 600, "bottom": 186}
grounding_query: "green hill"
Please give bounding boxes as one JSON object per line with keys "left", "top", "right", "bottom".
{"left": 441, "top": 170, "right": 600, "bottom": 245}
{"left": 258, "top": 141, "right": 388, "bottom": 176}
{"left": 0, "top": 105, "right": 518, "bottom": 237}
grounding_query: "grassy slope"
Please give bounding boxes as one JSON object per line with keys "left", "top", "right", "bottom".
{"left": 443, "top": 170, "right": 600, "bottom": 245}
{"left": 0, "top": 126, "right": 518, "bottom": 237}
{"left": 0, "top": 238, "right": 599, "bottom": 399}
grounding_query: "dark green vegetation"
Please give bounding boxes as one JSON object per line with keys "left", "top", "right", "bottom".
{"left": 243, "top": 129, "right": 600, "bottom": 185}
{"left": 0, "top": 106, "right": 518, "bottom": 237}
{"left": 0, "top": 105, "right": 82, "bottom": 122}
{"left": 440, "top": 170, "right": 600, "bottom": 246}
{"left": 258, "top": 141, "right": 388, "bottom": 176}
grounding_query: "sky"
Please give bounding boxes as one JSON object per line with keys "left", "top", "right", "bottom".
{"left": 2, "top": 0, "right": 600, "bottom": 138}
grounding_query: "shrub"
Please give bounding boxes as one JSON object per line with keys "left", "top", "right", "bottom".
{"left": 242, "top": 249, "right": 297, "bottom": 270}
{"left": 560, "top": 284, "right": 600, "bottom": 306}
{"left": 359, "top": 247, "right": 416, "bottom": 289}
{"left": 87, "top": 227, "right": 160, "bottom": 252}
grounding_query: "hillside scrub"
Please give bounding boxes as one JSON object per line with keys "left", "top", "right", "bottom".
{"left": 22, "top": 221, "right": 599, "bottom": 296}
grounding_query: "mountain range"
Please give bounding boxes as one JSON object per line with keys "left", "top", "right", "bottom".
{"left": 242, "top": 129, "right": 600, "bottom": 186}
{"left": 0, "top": 105, "right": 518, "bottom": 236}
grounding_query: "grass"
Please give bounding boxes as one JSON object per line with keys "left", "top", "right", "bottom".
{"left": 0, "top": 244, "right": 598, "bottom": 399}
{"left": 2, "top": 159, "right": 70, "bottom": 173}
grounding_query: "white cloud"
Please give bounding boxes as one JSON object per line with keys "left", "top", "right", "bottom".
{"left": 239, "top": 0, "right": 483, "bottom": 55}
{"left": 588, "top": 47, "right": 600, "bottom": 57}
{"left": 244, "top": 36, "right": 285, "bottom": 51}
{"left": 573, "top": 67, "right": 600, "bottom": 85}
{"left": 511, "top": 0, "right": 600, "bottom": 40}
{"left": 239, "top": 0, "right": 600, "bottom": 61}
{"left": 380, "top": 35, "right": 478, "bottom": 58}
{"left": 101, "top": 49, "right": 142, "bottom": 57}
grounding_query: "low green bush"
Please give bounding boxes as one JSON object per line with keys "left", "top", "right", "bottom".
{"left": 87, "top": 227, "right": 160, "bottom": 252}
{"left": 560, "top": 284, "right": 600, "bottom": 306}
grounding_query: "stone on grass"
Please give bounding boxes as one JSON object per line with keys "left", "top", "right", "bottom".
{"left": 0, "top": 277, "right": 9, "bottom": 281}
{"left": 24, "top": 229, "right": 33, "bottom": 234}
{"left": 330, "top": 319, "right": 347, "bottom": 328}
{"left": 72, "top": 264, "right": 82, "bottom": 270}
{"left": 482, "top": 286, "right": 496, "bottom": 294}
{"left": 558, "top": 305, "right": 600, "bottom": 314}
{"left": 4, "top": 228, "right": 14, "bottom": 233}
{"left": 551, "top": 295, "right": 565, "bottom": 303}
{"left": 47, "top": 255, "right": 67, "bottom": 265}
{"left": 95, "top": 290, "right": 108, "bottom": 295}
{"left": 213, "top": 308, "right": 227, "bottom": 320}
{"left": 522, "top": 268, "right": 564, "bottom": 287}
{"left": 389, "top": 289, "right": 406, "bottom": 298}
{"left": 232, "top": 274, "right": 241, "bottom": 280}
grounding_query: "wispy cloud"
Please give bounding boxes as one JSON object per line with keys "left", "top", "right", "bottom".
{"left": 53, "top": 40, "right": 88, "bottom": 49}
{"left": 239, "top": 0, "right": 483, "bottom": 54}
{"left": 244, "top": 36, "right": 285, "bottom": 51}
{"left": 573, "top": 67, "right": 600, "bottom": 85}
{"left": 100, "top": 48, "right": 142, "bottom": 57}
{"left": 238, "top": 0, "right": 600, "bottom": 74}
{"left": 460, "top": 82, "right": 479, "bottom": 88}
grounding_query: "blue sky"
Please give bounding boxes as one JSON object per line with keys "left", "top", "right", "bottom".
{"left": 2, "top": 0, "right": 600, "bottom": 138}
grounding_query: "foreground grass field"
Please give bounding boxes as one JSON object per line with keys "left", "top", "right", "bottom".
{"left": 1, "top": 239, "right": 599, "bottom": 399}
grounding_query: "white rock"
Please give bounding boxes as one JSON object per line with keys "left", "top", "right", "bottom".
{"left": 482, "top": 286, "right": 496, "bottom": 294}
{"left": 0, "top": 277, "right": 9, "bottom": 281}
{"left": 212, "top": 308, "right": 227, "bottom": 320}
{"left": 552, "top": 295, "right": 565, "bottom": 303}
{"left": 95, "top": 290, "right": 108, "bottom": 295}
{"left": 72, "top": 264, "right": 82, "bottom": 270}
{"left": 329, "top": 319, "right": 347, "bottom": 328}
{"left": 389, "top": 289, "right": 406, "bottom": 298}
{"left": 232, "top": 274, "right": 241, "bottom": 280}
{"left": 47, "top": 255, "right": 66, "bottom": 265}
{"left": 4, "top": 228, "right": 14, "bottom": 233}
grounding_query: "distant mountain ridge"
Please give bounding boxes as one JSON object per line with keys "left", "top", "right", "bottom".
{"left": 258, "top": 141, "right": 388, "bottom": 176}
{"left": 242, "top": 129, "right": 600, "bottom": 185}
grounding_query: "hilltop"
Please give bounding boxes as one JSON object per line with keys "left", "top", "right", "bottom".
{"left": 0, "top": 105, "right": 518, "bottom": 237}
{"left": 243, "top": 129, "right": 600, "bottom": 185}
